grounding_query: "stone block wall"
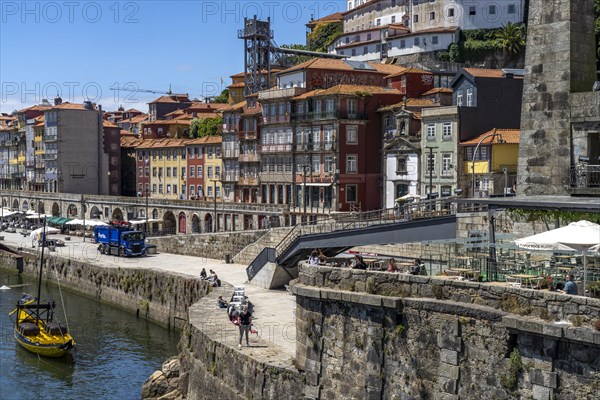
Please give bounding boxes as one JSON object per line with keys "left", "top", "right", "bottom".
{"left": 292, "top": 265, "right": 600, "bottom": 399}
{"left": 0, "top": 251, "right": 209, "bottom": 329}
{"left": 147, "top": 231, "right": 265, "bottom": 261}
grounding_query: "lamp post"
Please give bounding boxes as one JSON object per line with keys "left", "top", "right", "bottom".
{"left": 211, "top": 177, "right": 219, "bottom": 233}
{"left": 145, "top": 188, "right": 149, "bottom": 235}
{"left": 80, "top": 194, "right": 86, "bottom": 242}
{"left": 471, "top": 132, "right": 504, "bottom": 198}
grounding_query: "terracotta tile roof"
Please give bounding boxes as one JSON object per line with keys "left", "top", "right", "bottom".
{"left": 148, "top": 94, "right": 190, "bottom": 104}
{"left": 103, "top": 121, "right": 119, "bottom": 128}
{"left": 384, "top": 66, "right": 432, "bottom": 79}
{"left": 135, "top": 138, "right": 191, "bottom": 149}
{"left": 306, "top": 12, "right": 344, "bottom": 27}
{"left": 279, "top": 58, "right": 410, "bottom": 76}
{"left": 187, "top": 102, "right": 228, "bottom": 111}
{"left": 120, "top": 129, "right": 138, "bottom": 137}
{"left": 120, "top": 136, "right": 145, "bottom": 148}
{"left": 227, "top": 82, "right": 246, "bottom": 89}
{"left": 186, "top": 136, "right": 222, "bottom": 145}
{"left": 17, "top": 104, "right": 52, "bottom": 113}
{"left": 120, "top": 114, "right": 149, "bottom": 124}
{"left": 294, "top": 84, "right": 402, "bottom": 100}
{"left": 463, "top": 68, "right": 505, "bottom": 79}
{"left": 378, "top": 98, "right": 438, "bottom": 111}
{"left": 460, "top": 129, "right": 520, "bottom": 146}
{"left": 126, "top": 108, "right": 142, "bottom": 113}
{"left": 222, "top": 100, "right": 246, "bottom": 112}
{"left": 343, "top": 0, "right": 385, "bottom": 16}
{"left": 51, "top": 102, "right": 93, "bottom": 110}
{"left": 144, "top": 119, "right": 191, "bottom": 126}
{"left": 421, "top": 87, "right": 453, "bottom": 96}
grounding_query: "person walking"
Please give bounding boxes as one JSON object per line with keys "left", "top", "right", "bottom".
{"left": 238, "top": 306, "right": 252, "bottom": 349}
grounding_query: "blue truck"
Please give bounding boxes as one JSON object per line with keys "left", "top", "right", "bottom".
{"left": 94, "top": 224, "right": 146, "bottom": 257}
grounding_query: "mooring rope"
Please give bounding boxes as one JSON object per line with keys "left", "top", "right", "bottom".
{"left": 53, "top": 269, "right": 71, "bottom": 334}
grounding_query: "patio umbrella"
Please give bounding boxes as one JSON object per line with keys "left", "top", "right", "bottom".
{"left": 65, "top": 219, "right": 84, "bottom": 226}
{"left": 29, "top": 226, "right": 59, "bottom": 240}
{"left": 514, "top": 220, "right": 600, "bottom": 295}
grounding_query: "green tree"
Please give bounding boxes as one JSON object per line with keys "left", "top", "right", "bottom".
{"left": 213, "top": 89, "right": 229, "bottom": 104}
{"left": 190, "top": 117, "right": 222, "bottom": 138}
{"left": 495, "top": 22, "right": 527, "bottom": 60}
{"left": 307, "top": 21, "right": 343, "bottom": 53}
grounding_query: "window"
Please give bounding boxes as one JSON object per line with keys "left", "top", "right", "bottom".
{"left": 442, "top": 153, "right": 452, "bottom": 175}
{"left": 345, "top": 37, "right": 350, "bottom": 44}
{"left": 152, "top": 184, "right": 156, "bottom": 193}
{"left": 145, "top": 167, "right": 149, "bottom": 177}
{"left": 384, "top": 115, "right": 390, "bottom": 127}
{"left": 190, "top": 185, "right": 195, "bottom": 196}
{"left": 215, "top": 147, "right": 221, "bottom": 158}
{"left": 215, "top": 166, "right": 221, "bottom": 179}
{"left": 346, "top": 184, "right": 357, "bottom": 203}
{"left": 138, "top": 167, "right": 143, "bottom": 176}
{"left": 166, "top": 184, "right": 171, "bottom": 194}
{"left": 400, "top": 39, "right": 405, "bottom": 48}
{"left": 197, "top": 165, "right": 202, "bottom": 177}
{"left": 508, "top": 4, "right": 516, "bottom": 14}
{"left": 173, "top": 167, "right": 177, "bottom": 178}
{"left": 347, "top": 99, "right": 357, "bottom": 117}
{"left": 181, "top": 185, "right": 186, "bottom": 195}
{"left": 442, "top": 122, "right": 452, "bottom": 139}
{"left": 190, "top": 166, "right": 195, "bottom": 177}
{"left": 158, "top": 167, "right": 163, "bottom": 177}
{"left": 346, "top": 155, "right": 357, "bottom": 173}
{"left": 352, "top": 48, "right": 356, "bottom": 56}
{"left": 314, "top": 100, "right": 322, "bottom": 113}
{"left": 376, "top": 18, "right": 381, "bottom": 26}
{"left": 208, "top": 147, "right": 213, "bottom": 158}
{"left": 181, "top": 167, "right": 186, "bottom": 178}
{"left": 159, "top": 184, "right": 163, "bottom": 193}
{"left": 137, "top": 152, "right": 143, "bottom": 161}
{"left": 413, "top": 14, "right": 418, "bottom": 23}
{"left": 466, "top": 88, "right": 473, "bottom": 107}
{"left": 426, "top": 153, "right": 435, "bottom": 174}
{"left": 166, "top": 149, "right": 171, "bottom": 160}
{"left": 432, "top": 36, "right": 438, "bottom": 45}
{"left": 489, "top": 5, "right": 496, "bottom": 15}
{"left": 469, "top": 6, "right": 476, "bottom": 16}
{"left": 207, "top": 166, "right": 213, "bottom": 179}
{"left": 466, "top": 146, "right": 489, "bottom": 161}
{"left": 448, "top": 8, "right": 455, "bottom": 17}
{"left": 325, "top": 99, "right": 335, "bottom": 112}
{"left": 347, "top": 126, "right": 358, "bottom": 144}
{"left": 324, "top": 155, "right": 333, "bottom": 173}
{"left": 363, "top": 46, "right": 368, "bottom": 55}
{"left": 367, "top": 33, "right": 372, "bottom": 41}
{"left": 166, "top": 167, "right": 171, "bottom": 177}
{"left": 426, "top": 124, "right": 436, "bottom": 140}
{"left": 414, "top": 37, "right": 420, "bottom": 46}
{"left": 441, "top": 186, "right": 452, "bottom": 197}
{"left": 215, "top": 186, "right": 221, "bottom": 198}
{"left": 429, "top": 11, "right": 435, "bottom": 20}
{"left": 207, "top": 186, "right": 213, "bottom": 197}
{"left": 396, "top": 157, "right": 407, "bottom": 173}
{"left": 457, "top": 91, "right": 463, "bottom": 106}
{"left": 395, "top": 184, "right": 408, "bottom": 199}
{"left": 391, "top": 16, "right": 396, "bottom": 23}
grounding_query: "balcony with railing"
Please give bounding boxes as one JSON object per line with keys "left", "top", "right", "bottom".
{"left": 238, "top": 130, "right": 258, "bottom": 140}
{"left": 45, "top": 134, "right": 58, "bottom": 142}
{"left": 238, "top": 175, "right": 260, "bottom": 186}
{"left": 294, "top": 142, "right": 335, "bottom": 152}
{"left": 262, "top": 115, "right": 291, "bottom": 124}
{"left": 222, "top": 148, "right": 240, "bottom": 159}
{"left": 222, "top": 123, "right": 240, "bottom": 133}
{"left": 569, "top": 165, "right": 600, "bottom": 195}
{"left": 257, "top": 144, "right": 293, "bottom": 153}
{"left": 221, "top": 172, "right": 240, "bottom": 182}
{"left": 293, "top": 110, "right": 338, "bottom": 121}
{"left": 238, "top": 152, "right": 260, "bottom": 163}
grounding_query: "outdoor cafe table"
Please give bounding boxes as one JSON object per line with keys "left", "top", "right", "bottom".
{"left": 507, "top": 274, "right": 544, "bottom": 289}
{"left": 446, "top": 268, "right": 478, "bottom": 280}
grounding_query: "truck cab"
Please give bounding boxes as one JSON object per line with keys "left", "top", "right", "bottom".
{"left": 94, "top": 223, "right": 146, "bottom": 257}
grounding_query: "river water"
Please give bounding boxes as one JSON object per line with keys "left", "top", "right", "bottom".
{"left": 0, "top": 266, "right": 180, "bottom": 400}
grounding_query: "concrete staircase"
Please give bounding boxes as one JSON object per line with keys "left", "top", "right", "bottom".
{"left": 231, "top": 226, "right": 294, "bottom": 265}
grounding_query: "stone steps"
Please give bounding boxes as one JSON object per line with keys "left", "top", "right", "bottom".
{"left": 232, "top": 227, "right": 294, "bottom": 265}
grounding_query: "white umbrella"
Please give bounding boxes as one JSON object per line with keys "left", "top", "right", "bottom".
{"left": 29, "top": 226, "right": 59, "bottom": 239}
{"left": 65, "top": 219, "right": 84, "bottom": 226}
{"left": 87, "top": 220, "right": 107, "bottom": 227}
{"left": 515, "top": 220, "right": 600, "bottom": 295}
{"left": 25, "top": 213, "right": 52, "bottom": 219}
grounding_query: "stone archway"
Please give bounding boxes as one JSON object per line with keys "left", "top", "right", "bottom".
{"left": 163, "top": 211, "right": 176, "bottom": 234}
{"left": 178, "top": 212, "right": 187, "bottom": 234}
{"left": 22, "top": 200, "right": 29, "bottom": 211}
{"left": 112, "top": 208, "right": 124, "bottom": 221}
{"left": 51, "top": 202, "right": 60, "bottom": 216}
{"left": 67, "top": 204, "right": 78, "bottom": 217}
{"left": 205, "top": 214, "right": 213, "bottom": 233}
{"left": 12, "top": 199, "right": 19, "bottom": 209}
{"left": 192, "top": 214, "right": 200, "bottom": 233}
{"left": 152, "top": 209, "right": 159, "bottom": 219}
{"left": 90, "top": 206, "right": 100, "bottom": 219}
{"left": 38, "top": 202, "right": 45, "bottom": 214}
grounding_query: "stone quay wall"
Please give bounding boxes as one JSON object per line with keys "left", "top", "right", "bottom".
{"left": 0, "top": 250, "right": 209, "bottom": 329}
{"left": 146, "top": 230, "right": 265, "bottom": 261}
{"left": 178, "top": 284, "right": 304, "bottom": 400}
{"left": 292, "top": 265, "right": 600, "bottom": 399}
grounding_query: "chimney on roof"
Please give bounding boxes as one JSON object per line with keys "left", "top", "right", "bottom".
{"left": 54, "top": 96, "right": 62, "bottom": 106}
{"left": 41, "top": 99, "right": 51, "bottom": 106}
{"left": 84, "top": 101, "right": 94, "bottom": 110}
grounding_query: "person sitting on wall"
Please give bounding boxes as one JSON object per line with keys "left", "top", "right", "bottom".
{"left": 199, "top": 268, "right": 207, "bottom": 280}
{"left": 409, "top": 258, "right": 422, "bottom": 275}
{"left": 351, "top": 255, "right": 367, "bottom": 270}
{"left": 386, "top": 258, "right": 398, "bottom": 273}
{"left": 558, "top": 274, "right": 578, "bottom": 295}
{"left": 308, "top": 250, "right": 321, "bottom": 266}
{"left": 218, "top": 295, "right": 228, "bottom": 308}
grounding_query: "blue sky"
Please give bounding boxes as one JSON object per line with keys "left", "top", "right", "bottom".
{"left": 0, "top": 0, "right": 346, "bottom": 112}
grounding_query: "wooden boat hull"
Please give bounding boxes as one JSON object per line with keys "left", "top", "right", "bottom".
{"left": 14, "top": 329, "right": 74, "bottom": 357}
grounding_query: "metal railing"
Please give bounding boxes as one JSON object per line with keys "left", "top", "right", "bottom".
{"left": 569, "top": 165, "right": 600, "bottom": 188}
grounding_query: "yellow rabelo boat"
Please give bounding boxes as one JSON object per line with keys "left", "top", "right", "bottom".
{"left": 10, "top": 219, "right": 75, "bottom": 357}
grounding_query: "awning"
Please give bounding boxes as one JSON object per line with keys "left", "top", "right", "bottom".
{"left": 52, "top": 217, "right": 73, "bottom": 226}
{"left": 129, "top": 218, "right": 162, "bottom": 225}
{"left": 303, "top": 183, "right": 332, "bottom": 187}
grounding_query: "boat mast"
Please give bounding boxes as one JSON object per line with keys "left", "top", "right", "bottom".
{"left": 36, "top": 216, "right": 46, "bottom": 320}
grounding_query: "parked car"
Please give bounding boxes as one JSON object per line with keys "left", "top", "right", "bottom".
{"left": 39, "top": 238, "right": 65, "bottom": 247}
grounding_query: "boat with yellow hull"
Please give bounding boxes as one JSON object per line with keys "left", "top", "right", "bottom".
{"left": 13, "top": 295, "right": 75, "bottom": 358}
{"left": 9, "top": 217, "right": 75, "bottom": 358}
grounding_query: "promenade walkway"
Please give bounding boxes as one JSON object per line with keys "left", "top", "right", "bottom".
{"left": 0, "top": 231, "right": 297, "bottom": 363}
